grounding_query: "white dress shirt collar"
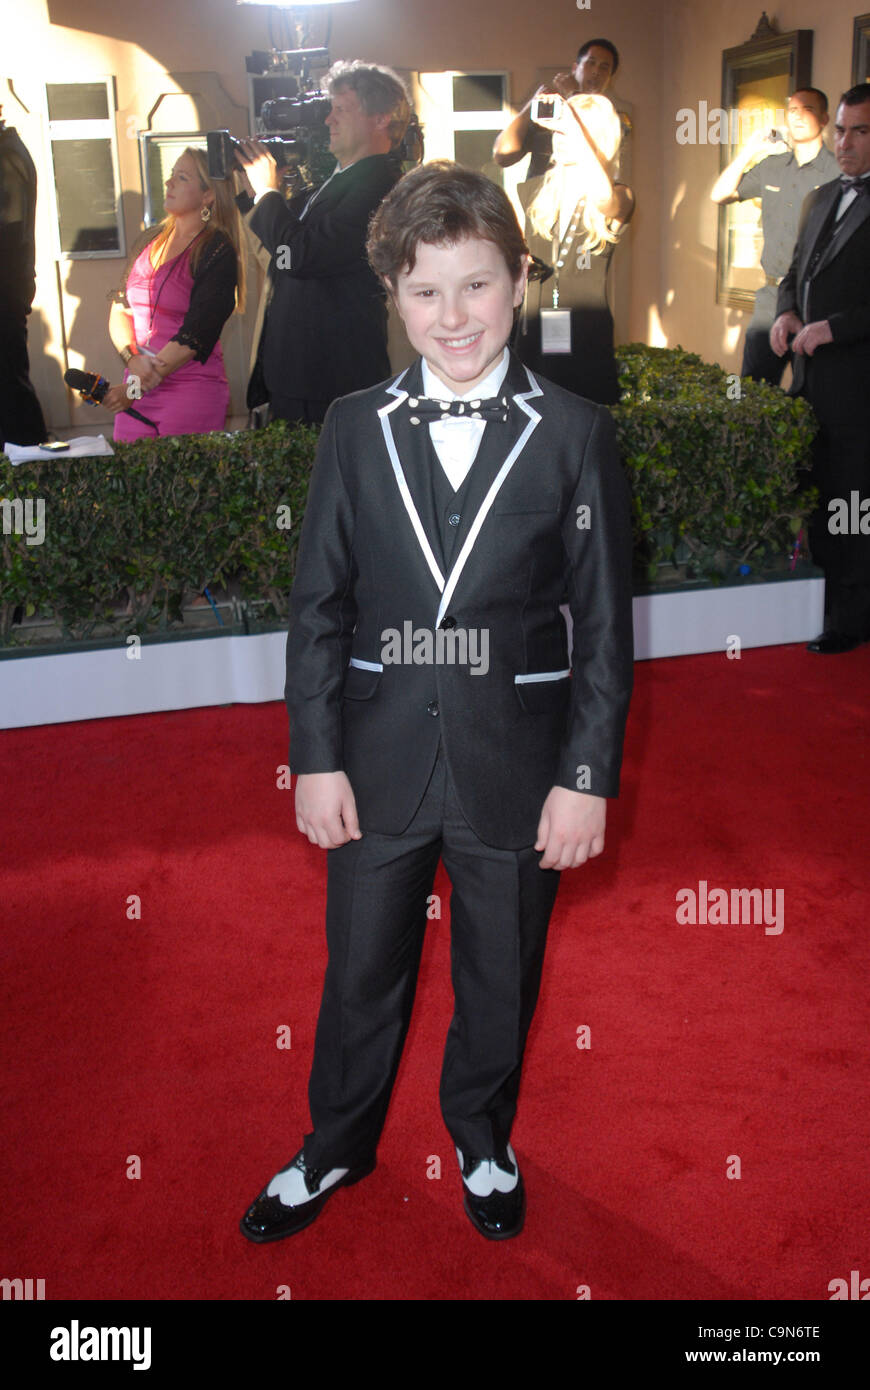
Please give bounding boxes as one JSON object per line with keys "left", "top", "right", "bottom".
{"left": 421, "top": 348, "right": 510, "bottom": 403}
{"left": 419, "top": 350, "right": 511, "bottom": 494}
{"left": 836, "top": 168, "right": 870, "bottom": 219}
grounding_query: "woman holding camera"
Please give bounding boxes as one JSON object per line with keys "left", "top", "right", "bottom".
{"left": 517, "top": 94, "right": 633, "bottom": 405}
{"left": 106, "top": 147, "right": 245, "bottom": 439}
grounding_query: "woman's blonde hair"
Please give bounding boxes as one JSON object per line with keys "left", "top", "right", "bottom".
{"left": 526, "top": 95, "right": 623, "bottom": 255}
{"left": 149, "top": 146, "right": 246, "bottom": 312}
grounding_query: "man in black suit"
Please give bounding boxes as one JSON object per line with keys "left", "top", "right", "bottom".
{"left": 771, "top": 85, "right": 870, "bottom": 653}
{"left": 241, "top": 163, "right": 634, "bottom": 1245}
{"left": 0, "top": 103, "right": 47, "bottom": 448}
{"left": 238, "top": 61, "right": 410, "bottom": 426}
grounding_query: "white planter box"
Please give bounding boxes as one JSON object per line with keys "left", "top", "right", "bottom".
{"left": 0, "top": 578, "right": 825, "bottom": 729}
{"left": 631, "top": 575, "right": 824, "bottom": 660}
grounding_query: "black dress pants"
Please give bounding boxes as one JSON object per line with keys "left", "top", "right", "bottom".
{"left": 269, "top": 395, "right": 329, "bottom": 427}
{"left": 0, "top": 306, "right": 47, "bottom": 448}
{"left": 741, "top": 286, "right": 788, "bottom": 387}
{"left": 806, "top": 416, "right": 870, "bottom": 639}
{"left": 303, "top": 742, "right": 561, "bottom": 1171}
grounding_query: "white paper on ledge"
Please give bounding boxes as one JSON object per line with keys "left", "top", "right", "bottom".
{"left": 4, "top": 435, "right": 115, "bottom": 465}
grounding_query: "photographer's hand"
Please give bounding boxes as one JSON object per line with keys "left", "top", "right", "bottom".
{"left": 232, "top": 161, "right": 255, "bottom": 200}
{"left": 236, "top": 139, "right": 281, "bottom": 199}
{"left": 552, "top": 71, "right": 581, "bottom": 99}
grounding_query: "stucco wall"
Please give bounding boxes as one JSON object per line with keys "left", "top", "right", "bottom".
{"left": 3, "top": 0, "right": 863, "bottom": 433}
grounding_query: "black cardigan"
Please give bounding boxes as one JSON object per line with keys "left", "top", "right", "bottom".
{"left": 114, "top": 229, "right": 238, "bottom": 363}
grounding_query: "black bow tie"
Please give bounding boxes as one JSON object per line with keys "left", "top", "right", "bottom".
{"left": 405, "top": 394, "right": 510, "bottom": 425}
{"left": 839, "top": 175, "right": 868, "bottom": 192}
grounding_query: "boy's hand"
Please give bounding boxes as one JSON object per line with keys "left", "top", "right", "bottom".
{"left": 535, "top": 787, "right": 606, "bottom": 869}
{"left": 295, "top": 772, "right": 362, "bottom": 849}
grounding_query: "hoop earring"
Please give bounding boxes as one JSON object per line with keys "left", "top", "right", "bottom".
{"left": 201, "top": 204, "right": 213, "bottom": 223}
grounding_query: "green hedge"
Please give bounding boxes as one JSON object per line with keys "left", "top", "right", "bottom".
{"left": 0, "top": 345, "right": 818, "bottom": 647}
{"left": 0, "top": 424, "right": 312, "bottom": 644}
{"left": 614, "top": 344, "right": 817, "bottom": 583}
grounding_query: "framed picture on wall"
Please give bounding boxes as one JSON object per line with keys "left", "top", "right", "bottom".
{"left": 716, "top": 25, "right": 813, "bottom": 309}
{"left": 852, "top": 13, "right": 870, "bottom": 84}
{"left": 45, "top": 78, "right": 126, "bottom": 258}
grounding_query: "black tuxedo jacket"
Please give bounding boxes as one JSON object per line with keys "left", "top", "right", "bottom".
{"left": 285, "top": 353, "right": 634, "bottom": 849}
{"left": 0, "top": 125, "right": 39, "bottom": 312}
{"left": 248, "top": 154, "right": 402, "bottom": 404}
{"left": 777, "top": 176, "right": 870, "bottom": 422}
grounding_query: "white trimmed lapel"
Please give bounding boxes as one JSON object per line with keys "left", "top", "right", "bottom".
{"left": 378, "top": 364, "right": 446, "bottom": 596}
{"left": 434, "top": 361, "right": 543, "bottom": 627}
{"left": 377, "top": 357, "right": 544, "bottom": 626}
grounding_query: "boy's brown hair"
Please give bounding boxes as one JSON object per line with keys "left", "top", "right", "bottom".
{"left": 367, "top": 160, "right": 529, "bottom": 285}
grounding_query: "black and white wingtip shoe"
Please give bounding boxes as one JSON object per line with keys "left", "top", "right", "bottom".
{"left": 240, "top": 1149, "right": 375, "bottom": 1243}
{"left": 458, "top": 1144, "right": 526, "bottom": 1240}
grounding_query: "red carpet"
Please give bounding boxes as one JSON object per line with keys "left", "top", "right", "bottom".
{"left": 2, "top": 644, "right": 869, "bottom": 1301}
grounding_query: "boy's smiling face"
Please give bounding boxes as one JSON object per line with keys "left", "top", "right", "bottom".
{"left": 390, "top": 236, "right": 528, "bottom": 397}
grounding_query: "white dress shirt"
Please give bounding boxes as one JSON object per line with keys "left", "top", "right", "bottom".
{"left": 836, "top": 170, "right": 870, "bottom": 220}
{"left": 300, "top": 161, "right": 354, "bottom": 219}
{"left": 251, "top": 163, "right": 354, "bottom": 271}
{"left": 802, "top": 173, "right": 870, "bottom": 318}
{"left": 252, "top": 160, "right": 353, "bottom": 210}
{"left": 420, "top": 349, "right": 510, "bottom": 492}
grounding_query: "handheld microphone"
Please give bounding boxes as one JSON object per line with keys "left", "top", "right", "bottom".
{"left": 64, "top": 368, "right": 158, "bottom": 431}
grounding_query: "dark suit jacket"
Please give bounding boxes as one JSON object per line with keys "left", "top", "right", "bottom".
{"left": 285, "top": 352, "right": 635, "bottom": 849}
{"left": 248, "top": 154, "right": 402, "bottom": 404}
{"left": 0, "top": 125, "right": 39, "bottom": 312}
{"left": 777, "top": 176, "right": 870, "bottom": 426}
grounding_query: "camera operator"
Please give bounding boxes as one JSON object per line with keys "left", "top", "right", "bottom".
{"left": 493, "top": 39, "right": 620, "bottom": 176}
{"left": 237, "top": 60, "right": 411, "bottom": 426}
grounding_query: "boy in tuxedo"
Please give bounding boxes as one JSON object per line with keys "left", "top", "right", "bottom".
{"left": 241, "top": 161, "right": 634, "bottom": 1243}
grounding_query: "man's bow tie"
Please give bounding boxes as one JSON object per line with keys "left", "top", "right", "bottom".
{"left": 406, "top": 394, "right": 510, "bottom": 425}
{"left": 839, "top": 175, "right": 868, "bottom": 192}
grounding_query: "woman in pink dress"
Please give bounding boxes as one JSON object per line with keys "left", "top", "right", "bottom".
{"left": 106, "top": 147, "right": 246, "bottom": 438}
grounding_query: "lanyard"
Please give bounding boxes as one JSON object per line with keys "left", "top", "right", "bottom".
{"left": 550, "top": 198, "right": 584, "bottom": 309}
{"left": 145, "top": 230, "right": 205, "bottom": 342}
